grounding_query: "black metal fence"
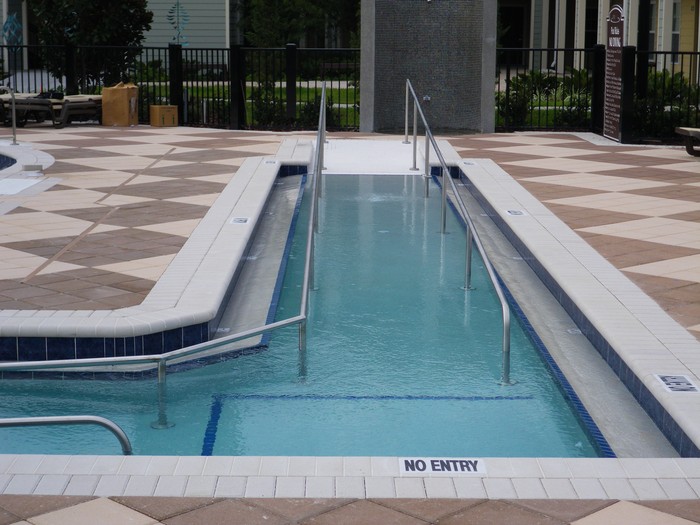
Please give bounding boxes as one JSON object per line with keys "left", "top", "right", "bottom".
{"left": 496, "top": 46, "right": 700, "bottom": 142}
{"left": 0, "top": 44, "right": 360, "bottom": 131}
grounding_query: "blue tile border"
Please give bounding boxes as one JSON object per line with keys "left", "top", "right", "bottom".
{"left": 457, "top": 170, "right": 700, "bottom": 458}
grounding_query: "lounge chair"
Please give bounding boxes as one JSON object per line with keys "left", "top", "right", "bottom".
{"left": 676, "top": 127, "right": 700, "bottom": 157}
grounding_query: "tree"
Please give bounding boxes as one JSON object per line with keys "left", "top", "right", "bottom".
{"left": 28, "top": 0, "right": 153, "bottom": 91}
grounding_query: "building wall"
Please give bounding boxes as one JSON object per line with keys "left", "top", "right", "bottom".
{"left": 142, "top": 0, "right": 229, "bottom": 48}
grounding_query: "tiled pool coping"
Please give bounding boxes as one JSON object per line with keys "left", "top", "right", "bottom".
{"left": 2, "top": 455, "right": 700, "bottom": 499}
{"left": 455, "top": 152, "right": 700, "bottom": 457}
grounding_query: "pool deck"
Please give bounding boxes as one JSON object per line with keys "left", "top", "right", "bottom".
{"left": 0, "top": 126, "right": 699, "bottom": 523}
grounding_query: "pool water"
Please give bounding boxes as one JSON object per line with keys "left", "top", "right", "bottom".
{"left": 0, "top": 174, "right": 606, "bottom": 457}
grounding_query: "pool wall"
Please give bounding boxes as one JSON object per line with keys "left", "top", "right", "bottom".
{"left": 455, "top": 155, "right": 700, "bottom": 457}
{"left": 0, "top": 142, "right": 314, "bottom": 368}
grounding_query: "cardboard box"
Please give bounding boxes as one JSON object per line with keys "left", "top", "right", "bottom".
{"left": 102, "top": 82, "right": 138, "bottom": 127}
{"left": 150, "top": 105, "right": 178, "bottom": 127}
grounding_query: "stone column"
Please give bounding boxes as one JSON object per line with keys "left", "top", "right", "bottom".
{"left": 360, "top": 0, "right": 496, "bottom": 133}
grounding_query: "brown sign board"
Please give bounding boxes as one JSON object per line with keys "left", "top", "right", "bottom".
{"left": 604, "top": 5, "right": 625, "bottom": 141}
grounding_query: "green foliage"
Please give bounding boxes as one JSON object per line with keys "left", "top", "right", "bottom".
{"left": 29, "top": 0, "right": 153, "bottom": 87}
{"left": 633, "top": 70, "right": 700, "bottom": 139}
{"left": 496, "top": 67, "right": 592, "bottom": 130}
{"left": 244, "top": 0, "right": 324, "bottom": 47}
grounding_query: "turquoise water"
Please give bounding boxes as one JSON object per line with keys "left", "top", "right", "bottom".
{"left": 0, "top": 174, "right": 603, "bottom": 457}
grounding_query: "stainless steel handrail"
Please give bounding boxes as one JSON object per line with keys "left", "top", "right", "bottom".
{"left": 404, "top": 79, "right": 513, "bottom": 385}
{"left": 0, "top": 415, "right": 133, "bottom": 455}
{"left": 0, "top": 86, "right": 329, "bottom": 384}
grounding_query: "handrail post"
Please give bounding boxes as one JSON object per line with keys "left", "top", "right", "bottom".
{"left": 440, "top": 166, "right": 447, "bottom": 233}
{"left": 9, "top": 86, "right": 17, "bottom": 146}
{"left": 410, "top": 101, "right": 418, "bottom": 171}
{"left": 465, "top": 227, "right": 473, "bottom": 290}
{"left": 403, "top": 80, "right": 410, "bottom": 144}
{"left": 424, "top": 134, "right": 430, "bottom": 198}
{"left": 151, "top": 359, "right": 174, "bottom": 429}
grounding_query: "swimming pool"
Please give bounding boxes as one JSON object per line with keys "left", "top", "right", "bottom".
{"left": 0, "top": 171, "right": 610, "bottom": 457}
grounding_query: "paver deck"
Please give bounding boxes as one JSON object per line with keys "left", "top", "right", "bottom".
{"left": 0, "top": 126, "right": 698, "bottom": 523}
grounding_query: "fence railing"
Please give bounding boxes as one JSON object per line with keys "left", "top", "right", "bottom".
{"left": 0, "top": 44, "right": 360, "bottom": 131}
{"left": 496, "top": 46, "right": 700, "bottom": 142}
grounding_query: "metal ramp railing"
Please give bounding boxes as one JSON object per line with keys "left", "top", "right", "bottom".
{"left": 404, "top": 79, "right": 513, "bottom": 385}
{"left": 0, "top": 415, "right": 133, "bottom": 455}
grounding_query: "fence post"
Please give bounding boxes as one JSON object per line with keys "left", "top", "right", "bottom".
{"left": 620, "top": 46, "right": 636, "bottom": 143}
{"left": 168, "top": 44, "right": 184, "bottom": 126}
{"left": 64, "top": 44, "right": 78, "bottom": 95}
{"left": 590, "top": 44, "right": 606, "bottom": 134}
{"left": 229, "top": 45, "right": 246, "bottom": 129}
{"left": 285, "top": 43, "right": 297, "bottom": 121}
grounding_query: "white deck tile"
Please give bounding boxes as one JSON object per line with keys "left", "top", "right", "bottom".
{"left": 305, "top": 476, "right": 335, "bottom": 498}
{"left": 316, "top": 457, "right": 343, "bottom": 476}
{"left": 364, "top": 477, "right": 395, "bottom": 498}
{"left": 629, "top": 478, "right": 670, "bottom": 500}
{"left": 394, "top": 477, "right": 427, "bottom": 498}
{"left": 203, "top": 457, "right": 234, "bottom": 476}
{"left": 214, "top": 476, "right": 248, "bottom": 498}
{"left": 4, "top": 474, "right": 40, "bottom": 494}
{"left": 676, "top": 459, "right": 700, "bottom": 478}
{"left": 244, "top": 476, "right": 276, "bottom": 497}
{"left": 453, "top": 477, "right": 488, "bottom": 499}
{"left": 512, "top": 478, "right": 548, "bottom": 499}
{"left": 93, "top": 475, "right": 129, "bottom": 496}
{"left": 538, "top": 458, "right": 573, "bottom": 478}
{"left": 541, "top": 478, "right": 578, "bottom": 499}
{"left": 288, "top": 457, "right": 316, "bottom": 477}
{"left": 35, "top": 456, "right": 71, "bottom": 474}
{"left": 483, "top": 478, "right": 517, "bottom": 499}
{"left": 174, "top": 457, "right": 206, "bottom": 476}
{"left": 335, "top": 477, "right": 366, "bottom": 498}
{"left": 600, "top": 478, "right": 638, "bottom": 499}
{"left": 571, "top": 478, "right": 608, "bottom": 499}
{"left": 90, "top": 457, "right": 124, "bottom": 475}
{"left": 63, "top": 475, "right": 99, "bottom": 496}
{"left": 506, "top": 459, "right": 543, "bottom": 478}
{"left": 232, "top": 456, "right": 261, "bottom": 476}
{"left": 424, "top": 478, "right": 457, "bottom": 498}
{"left": 146, "top": 456, "right": 179, "bottom": 476}
{"left": 34, "top": 474, "right": 70, "bottom": 495}
{"left": 371, "top": 457, "right": 399, "bottom": 477}
{"left": 658, "top": 479, "right": 699, "bottom": 499}
{"left": 343, "top": 457, "right": 372, "bottom": 476}
{"left": 0, "top": 456, "right": 17, "bottom": 474}
{"left": 122, "top": 475, "right": 158, "bottom": 497}
{"left": 118, "top": 456, "right": 152, "bottom": 476}
{"left": 274, "top": 476, "right": 306, "bottom": 498}
{"left": 153, "top": 475, "right": 187, "bottom": 497}
{"left": 6, "top": 455, "right": 44, "bottom": 474}
{"left": 648, "top": 458, "right": 686, "bottom": 478}
{"left": 184, "top": 475, "right": 217, "bottom": 497}
{"left": 260, "top": 456, "right": 289, "bottom": 476}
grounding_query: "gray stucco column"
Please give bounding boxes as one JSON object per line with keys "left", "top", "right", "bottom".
{"left": 360, "top": 0, "right": 496, "bottom": 133}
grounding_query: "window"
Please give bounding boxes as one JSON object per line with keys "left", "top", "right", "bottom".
{"left": 671, "top": 0, "right": 680, "bottom": 63}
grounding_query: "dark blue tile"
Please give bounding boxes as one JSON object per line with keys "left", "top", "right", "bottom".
{"left": 134, "top": 336, "right": 144, "bottom": 355}
{"left": 183, "top": 324, "right": 205, "bottom": 347}
{"left": 114, "top": 339, "right": 125, "bottom": 357}
{"left": 143, "top": 333, "right": 162, "bottom": 354}
{"left": 47, "top": 338, "right": 76, "bottom": 360}
{"left": 76, "top": 338, "right": 105, "bottom": 359}
{"left": 124, "top": 338, "right": 135, "bottom": 357}
{"left": 164, "top": 328, "right": 182, "bottom": 352}
{"left": 104, "top": 338, "right": 115, "bottom": 358}
{"left": 0, "top": 338, "right": 17, "bottom": 361}
{"left": 17, "top": 338, "right": 46, "bottom": 361}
